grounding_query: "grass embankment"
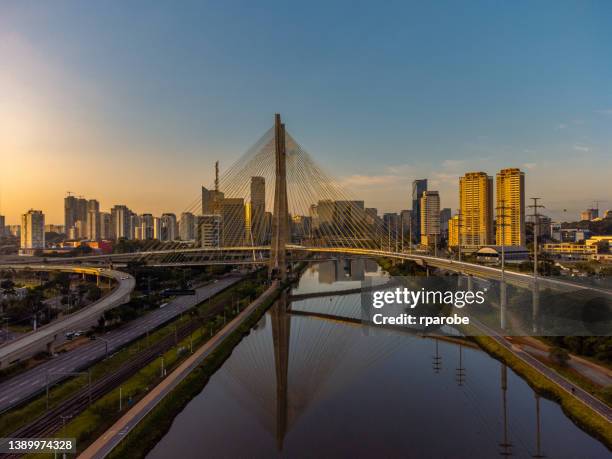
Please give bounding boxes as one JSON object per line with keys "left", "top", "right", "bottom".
{"left": 0, "top": 276, "right": 257, "bottom": 438}
{"left": 105, "top": 287, "right": 281, "bottom": 459}
{"left": 473, "top": 335, "right": 612, "bottom": 450}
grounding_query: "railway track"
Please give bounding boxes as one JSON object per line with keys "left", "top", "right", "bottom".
{"left": 1, "top": 303, "right": 227, "bottom": 458}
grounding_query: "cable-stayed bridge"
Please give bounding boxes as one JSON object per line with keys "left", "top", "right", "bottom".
{"left": 17, "top": 113, "right": 610, "bottom": 296}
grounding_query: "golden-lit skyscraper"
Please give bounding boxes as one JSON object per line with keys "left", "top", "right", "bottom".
{"left": 459, "top": 172, "right": 493, "bottom": 249}
{"left": 420, "top": 191, "right": 440, "bottom": 247}
{"left": 496, "top": 168, "right": 525, "bottom": 246}
{"left": 448, "top": 214, "right": 460, "bottom": 247}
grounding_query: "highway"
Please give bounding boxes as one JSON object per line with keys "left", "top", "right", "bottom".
{"left": 78, "top": 282, "right": 279, "bottom": 459}
{"left": 0, "top": 265, "right": 136, "bottom": 368}
{"left": 474, "top": 318, "right": 612, "bottom": 422}
{"left": 0, "top": 274, "right": 242, "bottom": 414}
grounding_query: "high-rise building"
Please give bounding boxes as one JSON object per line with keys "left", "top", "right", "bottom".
{"left": 196, "top": 215, "right": 221, "bottom": 247}
{"left": 399, "top": 210, "right": 412, "bottom": 239}
{"left": 496, "top": 168, "right": 525, "bottom": 247}
{"left": 439, "top": 208, "right": 451, "bottom": 240}
{"left": 160, "top": 213, "right": 178, "bottom": 241}
{"left": 64, "top": 195, "right": 78, "bottom": 235}
{"left": 334, "top": 201, "right": 366, "bottom": 236}
{"left": 250, "top": 177, "right": 266, "bottom": 244}
{"left": 0, "top": 215, "right": 5, "bottom": 237}
{"left": 111, "top": 205, "right": 131, "bottom": 240}
{"left": 220, "top": 198, "right": 245, "bottom": 246}
{"left": 202, "top": 186, "right": 224, "bottom": 215}
{"left": 153, "top": 217, "right": 162, "bottom": 240}
{"left": 448, "top": 214, "right": 460, "bottom": 247}
{"left": 411, "top": 179, "right": 427, "bottom": 242}
{"left": 312, "top": 200, "right": 335, "bottom": 232}
{"left": 20, "top": 209, "right": 45, "bottom": 253}
{"left": 365, "top": 208, "right": 383, "bottom": 233}
{"left": 87, "top": 210, "right": 101, "bottom": 240}
{"left": 383, "top": 213, "right": 400, "bottom": 246}
{"left": 459, "top": 172, "right": 493, "bottom": 248}
{"left": 139, "top": 213, "right": 154, "bottom": 239}
{"left": 420, "top": 191, "right": 440, "bottom": 247}
{"left": 179, "top": 212, "right": 195, "bottom": 241}
{"left": 100, "top": 212, "right": 112, "bottom": 240}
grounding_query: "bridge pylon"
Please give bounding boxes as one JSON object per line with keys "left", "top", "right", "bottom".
{"left": 269, "top": 113, "right": 289, "bottom": 281}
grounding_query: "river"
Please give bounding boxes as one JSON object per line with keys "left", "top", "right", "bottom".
{"left": 147, "top": 260, "right": 609, "bottom": 458}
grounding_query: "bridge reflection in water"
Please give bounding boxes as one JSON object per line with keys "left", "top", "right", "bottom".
{"left": 146, "top": 262, "right": 609, "bottom": 459}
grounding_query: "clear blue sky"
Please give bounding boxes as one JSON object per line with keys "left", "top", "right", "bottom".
{"left": 1, "top": 0, "right": 611, "bottom": 223}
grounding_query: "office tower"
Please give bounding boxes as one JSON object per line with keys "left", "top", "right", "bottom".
{"left": 64, "top": 195, "right": 78, "bottom": 235}
{"left": 439, "top": 208, "right": 451, "bottom": 240}
{"left": 250, "top": 176, "right": 266, "bottom": 244}
{"left": 420, "top": 191, "right": 440, "bottom": 247}
{"left": 179, "top": 212, "right": 195, "bottom": 241}
{"left": 220, "top": 198, "right": 245, "bottom": 246}
{"left": 20, "top": 209, "right": 45, "bottom": 251}
{"left": 459, "top": 172, "right": 493, "bottom": 248}
{"left": 111, "top": 205, "right": 131, "bottom": 240}
{"left": 202, "top": 186, "right": 224, "bottom": 215}
{"left": 496, "top": 168, "right": 525, "bottom": 247}
{"left": 196, "top": 215, "right": 221, "bottom": 247}
{"left": 160, "top": 213, "right": 178, "bottom": 241}
{"left": 448, "top": 215, "right": 460, "bottom": 247}
{"left": 399, "top": 210, "right": 412, "bottom": 239}
{"left": 0, "top": 215, "right": 5, "bottom": 237}
{"left": 411, "top": 179, "right": 428, "bottom": 242}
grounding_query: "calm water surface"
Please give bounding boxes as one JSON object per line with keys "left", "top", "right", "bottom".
{"left": 148, "top": 260, "right": 610, "bottom": 458}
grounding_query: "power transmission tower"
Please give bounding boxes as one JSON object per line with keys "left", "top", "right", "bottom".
{"left": 496, "top": 199, "right": 510, "bottom": 281}
{"left": 455, "top": 344, "right": 466, "bottom": 386}
{"left": 432, "top": 339, "right": 442, "bottom": 373}
{"left": 528, "top": 198, "right": 545, "bottom": 279}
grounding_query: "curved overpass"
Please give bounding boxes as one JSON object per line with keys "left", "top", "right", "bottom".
{"left": 0, "top": 265, "right": 135, "bottom": 369}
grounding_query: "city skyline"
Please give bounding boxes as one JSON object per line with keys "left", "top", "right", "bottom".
{"left": 2, "top": 2, "right": 611, "bottom": 223}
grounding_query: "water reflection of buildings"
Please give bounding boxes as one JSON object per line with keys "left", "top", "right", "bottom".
{"left": 317, "top": 258, "right": 378, "bottom": 284}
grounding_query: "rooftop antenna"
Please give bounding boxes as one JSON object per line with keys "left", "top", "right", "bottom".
{"left": 66, "top": 191, "right": 73, "bottom": 197}
{"left": 214, "top": 161, "right": 219, "bottom": 193}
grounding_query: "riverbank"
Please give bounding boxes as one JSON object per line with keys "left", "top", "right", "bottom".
{"left": 473, "top": 335, "right": 612, "bottom": 450}
{"left": 95, "top": 285, "right": 282, "bottom": 459}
